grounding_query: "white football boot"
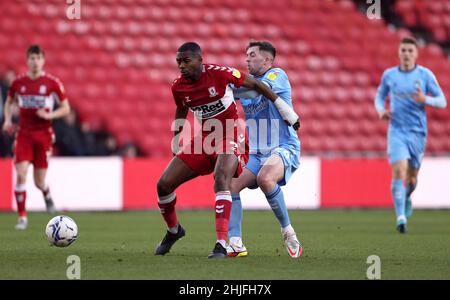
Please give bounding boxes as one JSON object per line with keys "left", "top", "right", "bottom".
{"left": 282, "top": 227, "right": 303, "bottom": 258}
{"left": 226, "top": 237, "right": 248, "bottom": 257}
{"left": 15, "top": 217, "right": 28, "bottom": 230}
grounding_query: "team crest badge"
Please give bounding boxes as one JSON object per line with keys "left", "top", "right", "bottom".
{"left": 208, "top": 86, "right": 218, "bottom": 97}
{"left": 20, "top": 86, "right": 26, "bottom": 93}
{"left": 39, "top": 85, "right": 47, "bottom": 94}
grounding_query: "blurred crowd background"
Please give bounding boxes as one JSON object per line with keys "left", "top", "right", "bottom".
{"left": 1, "top": 0, "right": 450, "bottom": 158}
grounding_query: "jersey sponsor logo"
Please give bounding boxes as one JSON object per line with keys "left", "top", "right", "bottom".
{"left": 19, "top": 95, "right": 48, "bottom": 109}
{"left": 243, "top": 99, "right": 269, "bottom": 116}
{"left": 39, "top": 85, "right": 47, "bottom": 94}
{"left": 190, "top": 98, "right": 226, "bottom": 119}
{"left": 267, "top": 72, "right": 278, "bottom": 81}
{"left": 208, "top": 86, "right": 218, "bottom": 97}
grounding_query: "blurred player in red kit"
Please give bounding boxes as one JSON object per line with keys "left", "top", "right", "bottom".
{"left": 2, "top": 45, "right": 71, "bottom": 230}
{"left": 154, "top": 42, "right": 300, "bottom": 258}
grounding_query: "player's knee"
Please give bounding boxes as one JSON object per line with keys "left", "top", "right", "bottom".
{"left": 16, "top": 173, "right": 27, "bottom": 184}
{"left": 33, "top": 180, "right": 45, "bottom": 191}
{"left": 256, "top": 173, "right": 275, "bottom": 192}
{"left": 392, "top": 166, "right": 407, "bottom": 180}
{"left": 408, "top": 176, "right": 418, "bottom": 186}
{"left": 157, "top": 177, "right": 173, "bottom": 196}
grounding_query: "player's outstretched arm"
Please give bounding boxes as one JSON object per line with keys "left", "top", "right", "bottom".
{"left": 232, "top": 86, "right": 260, "bottom": 100}
{"left": 36, "top": 100, "right": 71, "bottom": 120}
{"left": 2, "top": 95, "right": 15, "bottom": 134}
{"left": 241, "top": 75, "right": 300, "bottom": 130}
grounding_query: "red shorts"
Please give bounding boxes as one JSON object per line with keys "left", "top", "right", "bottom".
{"left": 177, "top": 124, "right": 249, "bottom": 177}
{"left": 14, "top": 129, "right": 54, "bottom": 168}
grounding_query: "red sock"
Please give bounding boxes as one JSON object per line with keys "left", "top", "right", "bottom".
{"left": 215, "top": 191, "right": 232, "bottom": 241}
{"left": 158, "top": 193, "right": 178, "bottom": 229}
{"left": 15, "top": 190, "right": 27, "bottom": 217}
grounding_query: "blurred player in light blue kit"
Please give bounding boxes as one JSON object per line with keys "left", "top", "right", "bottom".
{"left": 228, "top": 41, "right": 302, "bottom": 257}
{"left": 374, "top": 37, "right": 447, "bottom": 233}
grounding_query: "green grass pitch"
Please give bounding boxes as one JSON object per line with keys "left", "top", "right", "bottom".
{"left": 0, "top": 210, "right": 449, "bottom": 279}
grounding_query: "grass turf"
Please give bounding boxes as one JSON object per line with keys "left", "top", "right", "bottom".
{"left": 0, "top": 210, "right": 449, "bottom": 279}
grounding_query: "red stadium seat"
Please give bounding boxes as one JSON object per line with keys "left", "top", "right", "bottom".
{"left": 2, "top": 0, "right": 449, "bottom": 156}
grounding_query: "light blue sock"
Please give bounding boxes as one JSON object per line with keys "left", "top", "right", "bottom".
{"left": 265, "top": 185, "right": 290, "bottom": 228}
{"left": 228, "top": 194, "right": 242, "bottom": 238}
{"left": 392, "top": 179, "right": 406, "bottom": 219}
{"left": 406, "top": 182, "right": 417, "bottom": 199}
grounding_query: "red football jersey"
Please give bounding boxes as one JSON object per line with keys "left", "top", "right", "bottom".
{"left": 171, "top": 64, "right": 246, "bottom": 130}
{"left": 8, "top": 72, "right": 67, "bottom": 131}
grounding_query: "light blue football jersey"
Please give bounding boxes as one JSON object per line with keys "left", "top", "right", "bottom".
{"left": 374, "top": 65, "right": 446, "bottom": 135}
{"left": 239, "top": 68, "right": 300, "bottom": 155}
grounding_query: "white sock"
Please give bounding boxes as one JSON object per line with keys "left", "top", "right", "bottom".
{"left": 168, "top": 224, "right": 179, "bottom": 234}
{"left": 397, "top": 216, "right": 407, "bottom": 224}
{"left": 281, "top": 224, "right": 295, "bottom": 235}
{"left": 230, "top": 236, "right": 243, "bottom": 246}
{"left": 217, "top": 240, "right": 227, "bottom": 248}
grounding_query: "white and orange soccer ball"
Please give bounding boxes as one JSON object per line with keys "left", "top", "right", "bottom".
{"left": 45, "top": 215, "right": 78, "bottom": 247}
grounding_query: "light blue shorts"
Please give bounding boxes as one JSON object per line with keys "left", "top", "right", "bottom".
{"left": 246, "top": 145, "right": 300, "bottom": 188}
{"left": 387, "top": 129, "right": 426, "bottom": 169}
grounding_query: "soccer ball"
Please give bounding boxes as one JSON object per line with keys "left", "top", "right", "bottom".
{"left": 45, "top": 215, "right": 78, "bottom": 247}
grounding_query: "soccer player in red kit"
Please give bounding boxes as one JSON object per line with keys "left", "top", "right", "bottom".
{"left": 2, "top": 45, "right": 71, "bottom": 230}
{"left": 154, "top": 42, "right": 300, "bottom": 258}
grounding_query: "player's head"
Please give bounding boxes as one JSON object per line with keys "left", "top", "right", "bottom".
{"left": 27, "top": 44, "right": 45, "bottom": 74}
{"left": 176, "top": 42, "right": 203, "bottom": 80}
{"left": 246, "top": 41, "right": 276, "bottom": 76}
{"left": 398, "top": 37, "right": 418, "bottom": 69}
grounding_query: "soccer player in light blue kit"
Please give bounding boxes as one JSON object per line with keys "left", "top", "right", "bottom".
{"left": 375, "top": 37, "right": 447, "bottom": 233}
{"left": 228, "top": 41, "right": 302, "bottom": 257}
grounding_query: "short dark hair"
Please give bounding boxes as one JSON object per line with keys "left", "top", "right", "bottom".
{"left": 177, "top": 42, "right": 202, "bottom": 56}
{"left": 247, "top": 41, "right": 276, "bottom": 59}
{"left": 27, "top": 44, "right": 45, "bottom": 57}
{"left": 400, "top": 37, "right": 418, "bottom": 47}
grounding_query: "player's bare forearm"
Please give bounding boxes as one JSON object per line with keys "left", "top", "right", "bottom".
{"left": 3, "top": 96, "right": 14, "bottom": 124}
{"left": 36, "top": 100, "right": 70, "bottom": 120}
{"left": 173, "top": 105, "right": 189, "bottom": 137}
{"left": 172, "top": 106, "right": 188, "bottom": 155}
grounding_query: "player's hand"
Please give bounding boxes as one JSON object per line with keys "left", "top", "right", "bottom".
{"left": 2, "top": 121, "right": 15, "bottom": 135}
{"left": 378, "top": 111, "right": 391, "bottom": 121}
{"left": 413, "top": 86, "right": 426, "bottom": 103}
{"left": 292, "top": 119, "right": 300, "bottom": 131}
{"left": 36, "top": 109, "right": 53, "bottom": 120}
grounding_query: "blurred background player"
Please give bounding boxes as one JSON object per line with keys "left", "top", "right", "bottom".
{"left": 2, "top": 45, "right": 71, "bottom": 230}
{"left": 228, "top": 41, "right": 302, "bottom": 258}
{"left": 374, "top": 37, "right": 447, "bottom": 233}
{"left": 154, "top": 42, "right": 300, "bottom": 259}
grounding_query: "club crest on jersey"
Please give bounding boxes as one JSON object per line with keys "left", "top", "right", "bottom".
{"left": 20, "top": 86, "right": 26, "bottom": 93}
{"left": 208, "top": 86, "right": 218, "bottom": 97}
{"left": 39, "top": 85, "right": 47, "bottom": 94}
